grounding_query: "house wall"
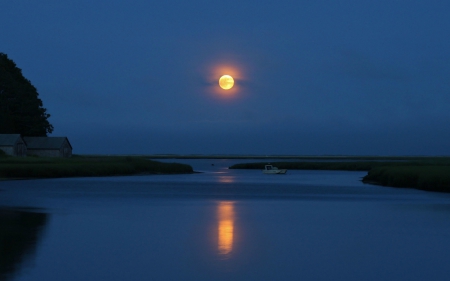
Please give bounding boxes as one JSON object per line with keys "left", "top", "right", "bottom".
{"left": 62, "top": 141, "right": 72, "bottom": 158}
{"left": 0, "top": 146, "right": 14, "bottom": 156}
{"left": 27, "top": 149, "right": 61, "bottom": 157}
{"left": 15, "top": 141, "right": 27, "bottom": 157}
{"left": 27, "top": 142, "right": 72, "bottom": 158}
{"left": 0, "top": 140, "right": 27, "bottom": 157}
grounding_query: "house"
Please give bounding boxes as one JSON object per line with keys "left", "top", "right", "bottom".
{"left": 0, "top": 134, "right": 27, "bottom": 156}
{"left": 23, "top": 137, "right": 72, "bottom": 158}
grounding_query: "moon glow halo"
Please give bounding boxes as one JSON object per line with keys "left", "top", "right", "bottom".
{"left": 219, "top": 75, "right": 234, "bottom": 90}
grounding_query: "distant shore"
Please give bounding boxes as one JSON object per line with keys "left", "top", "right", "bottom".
{"left": 361, "top": 166, "right": 450, "bottom": 192}
{"left": 229, "top": 158, "right": 450, "bottom": 193}
{"left": 2, "top": 154, "right": 450, "bottom": 193}
{"left": 132, "top": 154, "right": 450, "bottom": 161}
{"left": 0, "top": 155, "right": 193, "bottom": 180}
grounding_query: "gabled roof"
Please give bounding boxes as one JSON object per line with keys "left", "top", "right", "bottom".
{"left": 23, "top": 137, "right": 72, "bottom": 150}
{"left": 0, "top": 134, "right": 22, "bottom": 146}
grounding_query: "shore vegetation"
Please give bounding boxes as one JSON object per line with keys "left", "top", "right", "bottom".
{"left": 0, "top": 155, "right": 193, "bottom": 180}
{"left": 362, "top": 166, "right": 450, "bottom": 192}
{"left": 229, "top": 157, "right": 450, "bottom": 193}
{"left": 229, "top": 161, "right": 411, "bottom": 171}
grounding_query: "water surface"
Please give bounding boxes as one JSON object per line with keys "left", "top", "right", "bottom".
{"left": 1, "top": 159, "right": 450, "bottom": 280}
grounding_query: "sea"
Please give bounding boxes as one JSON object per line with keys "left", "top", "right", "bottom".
{"left": 1, "top": 159, "right": 450, "bottom": 281}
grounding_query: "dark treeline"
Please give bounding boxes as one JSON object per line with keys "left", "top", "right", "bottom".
{"left": 0, "top": 53, "right": 53, "bottom": 136}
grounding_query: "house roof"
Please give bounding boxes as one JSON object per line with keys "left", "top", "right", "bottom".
{"left": 0, "top": 134, "right": 22, "bottom": 146}
{"left": 23, "top": 137, "right": 72, "bottom": 150}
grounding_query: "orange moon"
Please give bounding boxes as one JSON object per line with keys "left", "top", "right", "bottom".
{"left": 219, "top": 75, "right": 234, "bottom": 90}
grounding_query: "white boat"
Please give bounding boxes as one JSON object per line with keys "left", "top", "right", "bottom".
{"left": 263, "top": 164, "right": 287, "bottom": 174}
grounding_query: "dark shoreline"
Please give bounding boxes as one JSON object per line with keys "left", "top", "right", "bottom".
{"left": 136, "top": 154, "right": 450, "bottom": 161}
{"left": 229, "top": 159, "right": 450, "bottom": 193}
{"left": 361, "top": 166, "right": 450, "bottom": 193}
{"left": 2, "top": 155, "right": 450, "bottom": 193}
{"left": 0, "top": 156, "right": 194, "bottom": 180}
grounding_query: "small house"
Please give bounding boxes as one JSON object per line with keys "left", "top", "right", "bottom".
{"left": 24, "top": 137, "right": 72, "bottom": 158}
{"left": 0, "top": 134, "right": 27, "bottom": 157}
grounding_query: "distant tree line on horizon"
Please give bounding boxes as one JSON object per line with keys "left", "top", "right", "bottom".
{"left": 0, "top": 52, "right": 53, "bottom": 136}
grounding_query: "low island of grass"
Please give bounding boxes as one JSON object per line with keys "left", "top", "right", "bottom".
{"left": 229, "top": 161, "right": 411, "bottom": 171}
{"left": 0, "top": 154, "right": 193, "bottom": 180}
{"left": 362, "top": 166, "right": 450, "bottom": 192}
{"left": 229, "top": 157, "right": 450, "bottom": 193}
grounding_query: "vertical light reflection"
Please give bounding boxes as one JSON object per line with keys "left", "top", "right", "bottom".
{"left": 217, "top": 176, "right": 235, "bottom": 183}
{"left": 217, "top": 201, "right": 235, "bottom": 257}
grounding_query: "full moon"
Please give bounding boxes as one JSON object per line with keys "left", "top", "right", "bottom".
{"left": 219, "top": 75, "right": 234, "bottom": 90}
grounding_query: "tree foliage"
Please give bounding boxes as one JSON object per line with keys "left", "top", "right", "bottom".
{"left": 0, "top": 53, "right": 53, "bottom": 136}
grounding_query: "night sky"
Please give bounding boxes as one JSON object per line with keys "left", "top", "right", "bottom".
{"left": 2, "top": 0, "right": 450, "bottom": 155}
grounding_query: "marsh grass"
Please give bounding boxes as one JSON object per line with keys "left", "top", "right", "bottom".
{"left": 362, "top": 166, "right": 450, "bottom": 192}
{"left": 230, "top": 158, "right": 450, "bottom": 192}
{"left": 229, "top": 161, "right": 427, "bottom": 171}
{"left": 0, "top": 156, "right": 193, "bottom": 179}
{"left": 149, "top": 155, "right": 450, "bottom": 161}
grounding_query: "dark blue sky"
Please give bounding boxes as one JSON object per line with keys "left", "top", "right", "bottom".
{"left": 2, "top": 0, "right": 450, "bottom": 155}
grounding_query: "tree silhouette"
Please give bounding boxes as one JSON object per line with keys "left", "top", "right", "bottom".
{"left": 0, "top": 53, "right": 53, "bottom": 136}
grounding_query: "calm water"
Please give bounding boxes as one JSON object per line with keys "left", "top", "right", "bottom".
{"left": 1, "top": 159, "right": 450, "bottom": 281}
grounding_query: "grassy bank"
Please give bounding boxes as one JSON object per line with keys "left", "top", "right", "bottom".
{"left": 0, "top": 156, "right": 193, "bottom": 179}
{"left": 229, "top": 158, "right": 450, "bottom": 193}
{"left": 229, "top": 161, "right": 425, "bottom": 171}
{"left": 147, "top": 154, "right": 450, "bottom": 161}
{"left": 362, "top": 166, "right": 450, "bottom": 192}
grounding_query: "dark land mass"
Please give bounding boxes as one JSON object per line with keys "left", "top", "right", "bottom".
{"left": 362, "top": 166, "right": 450, "bottom": 193}
{"left": 229, "top": 157, "right": 450, "bottom": 193}
{"left": 146, "top": 154, "right": 447, "bottom": 161}
{"left": 0, "top": 155, "right": 193, "bottom": 180}
{"left": 2, "top": 153, "right": 450, "bottom": 193}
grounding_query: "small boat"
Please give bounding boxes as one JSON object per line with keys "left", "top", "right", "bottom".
{"left": 263, "top": 164, "right": 287, "bottom": 174}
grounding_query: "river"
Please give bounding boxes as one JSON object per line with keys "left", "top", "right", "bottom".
{"left": 1, "top": 159, "right": 450, "bottom": 281}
